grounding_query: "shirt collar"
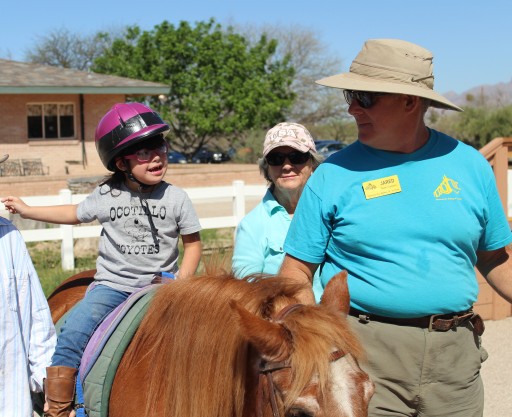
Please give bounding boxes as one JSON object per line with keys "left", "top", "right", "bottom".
{"left": 262, "top": 188, "right": 287, "bottom": 215}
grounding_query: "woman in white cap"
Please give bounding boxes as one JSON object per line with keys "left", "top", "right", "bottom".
{"left": 232, "top": 122, "right": 324, "bottom": 299}
{"left": 280, "top": 38, "right": 512, "bottom": 416}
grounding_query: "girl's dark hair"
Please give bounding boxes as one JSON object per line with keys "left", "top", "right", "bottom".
{"left": 100, "top": 134, "right": 166, "bottom": 191}
{"left": 100, "top": 169, "right": 126, "bottom": 190}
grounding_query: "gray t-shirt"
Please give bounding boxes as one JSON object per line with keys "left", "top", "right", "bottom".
{"left": 77, "top": 181, "right": 201, "bottom": 292}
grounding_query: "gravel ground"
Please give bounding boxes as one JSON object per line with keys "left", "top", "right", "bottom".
{"left": 481, "top": 317, "right": 512, "bottom": 417}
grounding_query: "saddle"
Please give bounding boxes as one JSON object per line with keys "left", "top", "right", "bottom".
{"left": 55, "top": 285, "right": 158, "bottom": 417}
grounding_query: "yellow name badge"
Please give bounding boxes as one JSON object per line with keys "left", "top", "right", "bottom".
{"left": 362, "top": 175, "right": 402, "bottom": 200}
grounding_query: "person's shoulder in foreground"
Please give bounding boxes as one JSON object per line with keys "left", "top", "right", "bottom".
{"left": 1, "top": 193, "right": 56, "bottom": 417}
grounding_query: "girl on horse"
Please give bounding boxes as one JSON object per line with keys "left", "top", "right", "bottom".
{"left": 2, "top": 102, "right": 202, "bottom": 417}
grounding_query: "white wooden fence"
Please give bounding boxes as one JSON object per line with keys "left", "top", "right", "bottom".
{"left": 14, "top": 180, "right": 267, "bottom": 270}
{"left": 9, "top": 172, "right": 512, "bottom": 271}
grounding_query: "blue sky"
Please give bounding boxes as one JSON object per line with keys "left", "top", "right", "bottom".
{"left": 2, "top": 0, "right": 510, "bottom": 94}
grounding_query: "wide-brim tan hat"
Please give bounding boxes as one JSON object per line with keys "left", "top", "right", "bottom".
{"left": 316, "top": 39, "right": 462, "bottom": 112}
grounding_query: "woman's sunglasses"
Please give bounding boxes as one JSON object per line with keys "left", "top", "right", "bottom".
{"left": 266, "top": 151, "right": 310, "bottom": 166}
{"left": 124, "top": 142, "right": 169, "bottom": 163}
{"left": 343, "top": 90, "right": 387, "bottom": 109}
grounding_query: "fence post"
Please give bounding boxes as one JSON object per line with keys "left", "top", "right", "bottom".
{"left": 59, "top": 189, "right": 75, "bottom": 270}
{"left": 232, "top": 180, "right": 245, "bottom": 228}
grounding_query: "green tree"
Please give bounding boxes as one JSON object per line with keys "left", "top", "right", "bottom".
{"left": 92, "top": 19, "right": 295, "bottom": 157}
{"left": 430, "top": 105, "right": 512, "bottom": 148}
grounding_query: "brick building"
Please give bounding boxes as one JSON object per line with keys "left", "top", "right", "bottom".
{"left": 0, "top": 59, "right": 168, "bottom": 178}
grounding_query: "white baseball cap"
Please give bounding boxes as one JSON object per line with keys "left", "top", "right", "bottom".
{"left": 263, "top": 123, "right": 317, "bottom": 156}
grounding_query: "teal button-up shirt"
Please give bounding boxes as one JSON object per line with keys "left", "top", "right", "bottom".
{"left": 233, "top": 189, "right": 323, "bottom": 302}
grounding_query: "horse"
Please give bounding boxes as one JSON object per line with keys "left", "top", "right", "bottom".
{"left": 47, "top": 269, "right": 374, "bottom": 417}
{"left": 47, "top": 269, "right": 94, "bottom": 323}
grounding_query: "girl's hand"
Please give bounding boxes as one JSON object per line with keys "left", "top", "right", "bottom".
{"left": 1, "top": 196, "right": 28, "bottom": 216}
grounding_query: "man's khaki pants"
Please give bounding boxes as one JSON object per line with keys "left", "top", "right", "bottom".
{"left": 348, "top": 316, "right": 487, "bottom": 417}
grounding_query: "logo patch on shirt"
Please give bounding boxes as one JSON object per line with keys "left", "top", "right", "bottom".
{"left": 362, "top": 175, "right": 401, "bottom": 199}
{"left": 433, "top": 175, "right": 461, "bottom": 200}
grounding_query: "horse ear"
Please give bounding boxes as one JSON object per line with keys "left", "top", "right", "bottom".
{"left": 320, "top": 270, "right": 350, "bottom": 315}
{"left": 230, "top": 300, "right": 292, "bottom": 362}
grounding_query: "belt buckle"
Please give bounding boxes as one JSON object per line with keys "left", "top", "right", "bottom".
{"left": 429, "top": 312, "right": 471, "bottom": 332}
{"left": 428, "top": 313, "right": 443, "bottom": 332}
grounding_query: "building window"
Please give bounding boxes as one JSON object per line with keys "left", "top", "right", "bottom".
{"left": 27, "top": 103, "right": 75, "bottom": 139}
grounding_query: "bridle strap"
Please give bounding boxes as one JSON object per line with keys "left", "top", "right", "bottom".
{"left": 258, "top": 358, "right": 291, "bottom": 417}
{"left": 266, "top": 372, "right": 281, "bottom": 417}
{"left": 330, "top": 349, "right": 346, "bottom": 362}
{"left": 274, "top": 303, "right": 303, "bottom": 321}
{"left": 257, "top": 371, "right": 264, "bottom": 417}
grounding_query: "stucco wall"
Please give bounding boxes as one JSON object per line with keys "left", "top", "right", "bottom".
{"left": 0, "top": 93, "right": 124, "bottom": 176}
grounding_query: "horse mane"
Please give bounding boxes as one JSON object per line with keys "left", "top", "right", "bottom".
{"left": 119, "top": 270, "right": 363, "bottom": 417}
{"left": 278, "top": 302, "right": 365, "bottom": 409}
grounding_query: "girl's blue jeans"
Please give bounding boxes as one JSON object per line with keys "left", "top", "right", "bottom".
{"left": 51, "top": 284, "right": 129, "bottom": 369}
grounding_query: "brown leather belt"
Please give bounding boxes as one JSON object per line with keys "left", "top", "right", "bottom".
{"left": 349, "top": 307, "right": 484, "bottom": 335}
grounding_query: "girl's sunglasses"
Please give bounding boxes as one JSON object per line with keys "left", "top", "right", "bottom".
{"left": 343, "top": 90, "right": 387, "bottom": 109}
{"left": 124, "top": 142, "right": 169, "bottom": 163}
{"left": 266, "top": 151, "right": 310, "bottom": 166}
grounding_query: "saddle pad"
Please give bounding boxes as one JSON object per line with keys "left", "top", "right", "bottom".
{"left": 53, "top": 284, "right": 156, "bottom": 383}
{"left": 83, "top": 289, "right": 156, "bottom": 417}
{"left": 80, "top": 285, "right": 157, "bottom": 382}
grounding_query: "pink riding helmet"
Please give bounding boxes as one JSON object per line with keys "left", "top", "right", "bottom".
{"left": 95, "top": 102, "right": 170, "bottom": 171}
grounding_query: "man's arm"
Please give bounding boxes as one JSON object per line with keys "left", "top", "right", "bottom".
{"left": 279, "top": 254, "right": 319, "bottom": 304}
{"left": 476, "top": 246, "right": 512, "bottom": 303}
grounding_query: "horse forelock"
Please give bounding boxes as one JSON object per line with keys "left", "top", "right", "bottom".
{"left": 278, "top": 304, "right": 365, "bottom": 410}
{"left": 119, "top": 272, "right": 303, "bottom": 417}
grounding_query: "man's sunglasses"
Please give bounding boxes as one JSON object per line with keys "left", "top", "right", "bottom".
{"left": 343, "top": 90, "right": 387, "bottom": 109}
{"left": 124, "top": 142, "right": 169, "bottom": 163}
{"left": 266, "top": 151, "right": 311, "bottom": 166}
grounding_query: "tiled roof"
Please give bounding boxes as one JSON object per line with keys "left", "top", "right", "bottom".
{"left": 0, "top": 59, "right": 169, "bottom": 95}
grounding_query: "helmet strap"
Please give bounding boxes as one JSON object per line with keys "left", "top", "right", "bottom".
{"left": 127, "top": 171, "right": 154, "bottom": 190}
{"left": 138, "top": 194, "right": 160, "bottom": 249}
{"left": 118, "top": 157, "right": 154, "bottom": 190}
{"left": 120, "top": 158, "right": 160, "bottom": 248}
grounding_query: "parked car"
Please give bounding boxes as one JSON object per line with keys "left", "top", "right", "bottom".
{"left": 315, "top": 140, "right": 346, "bottom": 158}
{"left": 167, "top": 151, "right": 187, "bottom": 164}
{"left": 192, "top": 147, "right": 231, "bottom": 163}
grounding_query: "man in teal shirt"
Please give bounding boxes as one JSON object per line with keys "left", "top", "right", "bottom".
{"left": 280, "top": 39, "right": 512, "bottom": 416}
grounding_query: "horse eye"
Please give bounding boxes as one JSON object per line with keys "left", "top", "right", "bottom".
{"left": 287, "top": 409, "right": 313, "bottom": 417}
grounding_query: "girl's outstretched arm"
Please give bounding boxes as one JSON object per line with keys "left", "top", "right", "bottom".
{"left": 1, "top": 196, "right": 80, "bottom": 225}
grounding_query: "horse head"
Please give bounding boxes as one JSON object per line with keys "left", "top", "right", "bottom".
{"left": 232, "top": 271, "right": 374, "bottom": 417}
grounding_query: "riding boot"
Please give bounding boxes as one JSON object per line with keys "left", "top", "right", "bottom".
{"left": 44, "top": 366, "right": 77, "bottom": 417}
